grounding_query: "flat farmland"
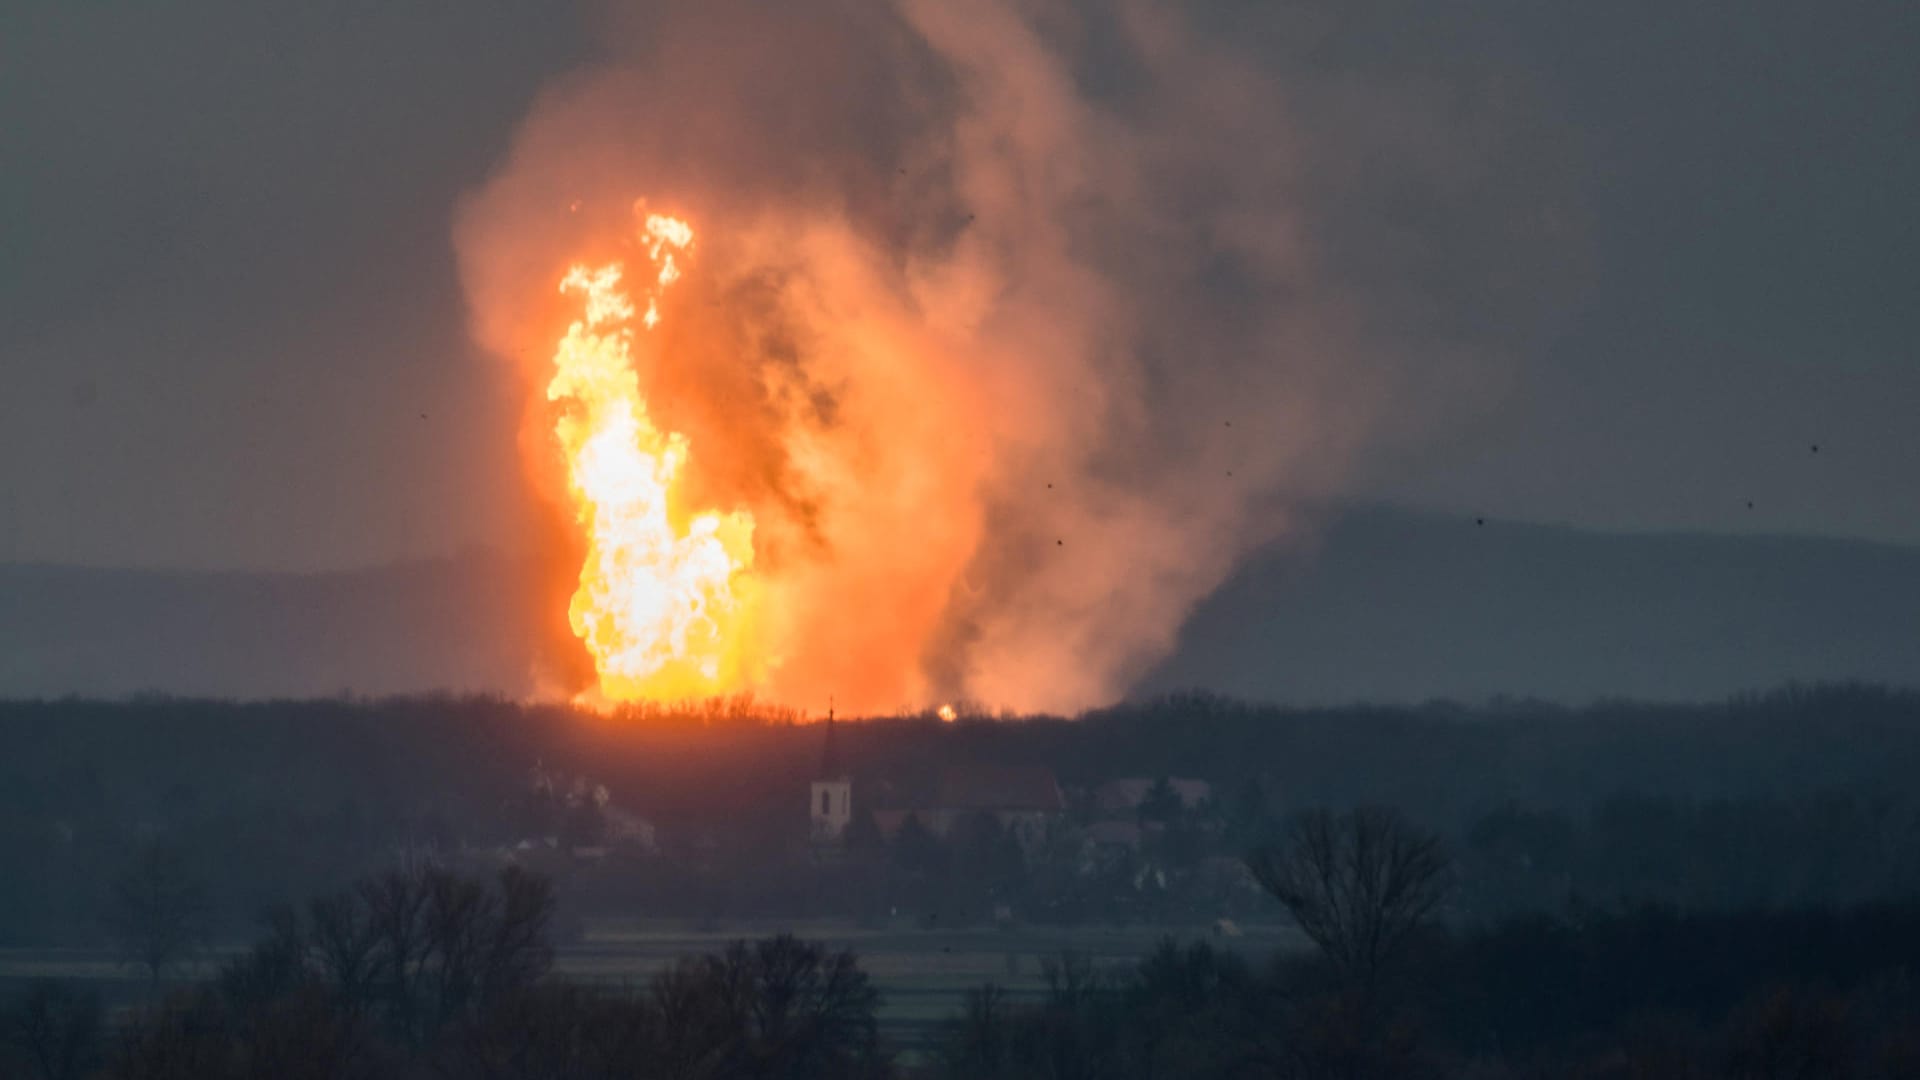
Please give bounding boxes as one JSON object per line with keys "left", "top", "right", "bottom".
{"left": 0, "top": 920, "right": 1306, "bottom": 1051}
{"left": 563, "top": 918, "right": 1306, "bottom": 1049}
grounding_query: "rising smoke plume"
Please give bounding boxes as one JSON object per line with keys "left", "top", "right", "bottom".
{"left": 455, "top": 0, "right": 1572, "bottom": 713}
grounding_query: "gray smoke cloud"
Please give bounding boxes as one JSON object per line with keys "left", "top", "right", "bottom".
{"left": 456, "top": 0, "right": 1574, "bottom": 712}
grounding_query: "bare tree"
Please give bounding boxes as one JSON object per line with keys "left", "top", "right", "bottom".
{"left": 104, "top": 865, "right": 558, "bottom": 1077}
{"left": 107, "top": 991, "right": 229, "bottom": 1080}
{"left": 4, "top": 979, "right": 102, "bottom": 1080}
{"left": 345, "top": 865, "right": 554, "bottom": 1047}
{"left": 307, "top": 889, "right": 380, "bottom": 1021}
{"left": 1723, "top": 984, "right": 1855, "bottom": 1080}
{"left": 940, "top": 983, "right": 1010, "bottom": 1079}
{"left": 1247, "top": 806, "right": 1449, "bottom": 999}
{"left": 105, "top": 842, "right": 209, "bottom": 993}
{"left": 643, "top": 933, "right": 885, "bottom": 1079}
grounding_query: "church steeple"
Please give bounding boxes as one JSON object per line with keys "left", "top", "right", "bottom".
{"left": 819, "top": 700, "right": 843, "bottom": 779}
{"left": 810, "top": 700, "right": 852, "bottom": 847}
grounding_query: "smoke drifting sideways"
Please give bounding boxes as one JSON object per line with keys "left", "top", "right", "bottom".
{"left": 454, "top": 0, "right": 1575, "bottom": 715}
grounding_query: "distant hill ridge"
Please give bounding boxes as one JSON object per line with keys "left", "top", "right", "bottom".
{"left": 5, "top": 507, "right": 1919, "bottom": 704}
{"left": 1139, "top": 507, "right": 1920, "bottom": 704}
{"left": 0, "top": 553, "right": 543, "bottom": 700}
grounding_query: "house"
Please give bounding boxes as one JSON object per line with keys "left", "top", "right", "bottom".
{"left": 1085, "top": 819, "right": 1144, "bottom": 853}
{"left": 602, "top": 806, "right": 658, "bottom": 854}
{"left": 1093, "top": 777, "right": 1213, "bottom": 816}
{"left": 1197, "top": 854, "right": 1261, "bottom": 894}
{"left": 872, "top": 763, "right": 1066, "bottom": 852}
{"left": 802, "top": 709, "right": 1067, "bottom": 855}
{"left": 1076, "top": 819, "right": 1145, "bottom": 872}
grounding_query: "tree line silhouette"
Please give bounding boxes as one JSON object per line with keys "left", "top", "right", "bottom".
{"left": 935, "top": 807, "right": 1920, "bottom": 1078}
{"left": 8, "top": 807, "right": 1920, "bottom": 1077}
{"left": 7, "top": 684, "right": 1920, "bottom": 943}
{"left": 6, "top": 864, "right": 887, "bottom": 1080}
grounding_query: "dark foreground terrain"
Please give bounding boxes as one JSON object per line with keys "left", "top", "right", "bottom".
{"left": 5, "top": 685, "right": 1920, "bottom": 1075}
{"left": 6, "top": 843, "right": 1920, "bottom": 1077}
{"left": 6, "top": 685, "right": 1920, "bottom": 939}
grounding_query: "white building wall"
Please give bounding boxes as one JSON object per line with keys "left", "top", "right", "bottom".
{"left": 810, "top": 779, "right": 852, "bottom": 842}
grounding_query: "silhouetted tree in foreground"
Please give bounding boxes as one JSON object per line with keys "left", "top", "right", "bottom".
{"left": 12, "top": 857, "right": 1920, "bottom": 1079}
{"left": 1238, "top": 809, "right": 1445, "bottom": 1080}
{"left": 104, "top": 843, "right": 209, "bottom": 993}
{"left": 108, "top": 864, "right": 554, "bottom": 1079}
{"left": 1247, "top": 807, "right": 1450, "bottom": 1003}
{"left": 2, "top": 979, "right": 103, "bottom": 1080}
{"left": 933, "top": 902, "right": 1920, "bottom": 1080}
{"left": 90, "top": 864, "right": 887, "bottom": 1080}
{"left": 643, "top": 934, "right": 886, "bottom": 1079}
{"left": 934, "top": 939, "right": 1287, "bottom": 1080}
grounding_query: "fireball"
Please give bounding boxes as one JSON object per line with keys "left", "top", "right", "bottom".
{"left": 545, "top": 211, "right": 757, "bottom": 703}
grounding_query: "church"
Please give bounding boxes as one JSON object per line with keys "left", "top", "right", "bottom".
{"left": 807, "top": 711, "right": 1065, "bottom": 855}
{"left": 809, "top": 711, "right": 853, "bottom": 845}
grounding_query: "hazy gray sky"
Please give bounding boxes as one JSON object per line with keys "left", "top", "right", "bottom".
{"left": 2, "top": 1, "right": 1915, "bottom": 571}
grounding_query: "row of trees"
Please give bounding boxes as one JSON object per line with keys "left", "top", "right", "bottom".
{"left": 11, "top": 686, "right": 1920, "bottom": 944}
{"left": 932, "top": 921, "right": 1920, "bottom": 1079}
{"left": 936, "top": 807, "right": 1920, "bottom": 1078}
{"left": 12, "top": 806, "right": 1920, "bottom": 1077}
{"left": 1459, "top": 791, "right": 1920, "bottom": 917}
{"left": 5, "top": 865, "right": 887, "bottom": 1080}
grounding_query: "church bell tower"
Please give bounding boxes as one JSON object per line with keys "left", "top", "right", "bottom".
{"left": 809, "top": 705, "right": 852, "bottom": 844}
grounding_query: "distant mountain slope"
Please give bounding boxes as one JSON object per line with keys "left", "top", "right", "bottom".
{"left": 0, "top": 554, "right": 541, "bottom": 700}
{"left": 1138, "top": 507, "right": 1920, "bottom": 704}
{"left": 5, "top": 508, "right": 1920, "bottom": 703}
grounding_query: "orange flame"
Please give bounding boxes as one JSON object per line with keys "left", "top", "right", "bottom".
{"left": 545, "top": 212, "right": 757, "bottom": 703}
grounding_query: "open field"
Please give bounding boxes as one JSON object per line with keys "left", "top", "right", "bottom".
{"left": 566, "top": 918, "right": 1305, "bottom": 1047}
{"left": 0, "top": 919, "right": 1306, "bottom": 1051}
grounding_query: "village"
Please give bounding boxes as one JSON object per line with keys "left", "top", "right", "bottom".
{"left": 489, "top": 716, "right": 1271, "bottom": 931}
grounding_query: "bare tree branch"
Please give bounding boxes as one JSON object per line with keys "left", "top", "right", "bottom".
{"left": 1247, "top": 806, "right": 1450, "bottom": 998}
